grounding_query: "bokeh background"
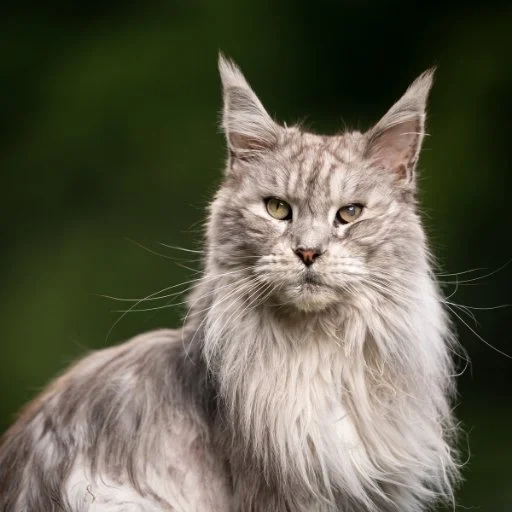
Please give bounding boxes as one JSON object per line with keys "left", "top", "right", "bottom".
{"left": 1, "top": 2, "right": 511, "bottom": 509}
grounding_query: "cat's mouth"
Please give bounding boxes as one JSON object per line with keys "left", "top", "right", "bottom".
{"left": 280, "top": 270, "right": 338, "bottom": 312}
{"left": 263, "top": 268, "right": 338, "bottom": 312}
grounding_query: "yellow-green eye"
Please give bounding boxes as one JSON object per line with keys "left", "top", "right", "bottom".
{"left": 336, "top": 203, "right": 363, "bottom": 224}
{"left": 265, "top": 197, "right": 292, "bottom": 220}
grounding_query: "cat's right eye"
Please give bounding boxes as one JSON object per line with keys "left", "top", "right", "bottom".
{"left": 265, "top": 197, "right": 292, "bottom": 220}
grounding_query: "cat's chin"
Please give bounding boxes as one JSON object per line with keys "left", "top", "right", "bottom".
{"left": 279, "top": 283, "right": 339, "bottom": 313}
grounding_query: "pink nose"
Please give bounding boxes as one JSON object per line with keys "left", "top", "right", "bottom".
{"left": 294, "top": 248, "right": 321, "bottom": 266}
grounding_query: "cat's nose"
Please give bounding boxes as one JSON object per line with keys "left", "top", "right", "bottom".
{"left": 294, "top": 247, "right": 322, "bottom": 266}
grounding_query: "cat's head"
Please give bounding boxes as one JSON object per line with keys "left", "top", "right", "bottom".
{"left": 208, "top": 55, "right": 434, "bottom": 313}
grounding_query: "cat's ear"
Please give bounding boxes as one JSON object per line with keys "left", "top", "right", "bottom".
{"left": 365, "top": 69, "right": 435, "bottom": 183}
{"left": 218, "top": 53, "right": 278, "bottom": 157}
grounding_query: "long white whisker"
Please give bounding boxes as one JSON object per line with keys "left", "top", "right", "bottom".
{"left": 101, "top": 266, "right": 258, "bottom": 303}
{"left": 115, "top": 276, "right": 256, "bottom": 314}
{"left": 437, "top": 259, "right": 512, "bottom": 284}
{"left": 446, "top": 305, "right": 512, "bottom": 360}
{"left": 105, "top": 266, "right": 260, "bottom": 341}
{"left": 157, "top": 243, "right": 203, "bottom": 254}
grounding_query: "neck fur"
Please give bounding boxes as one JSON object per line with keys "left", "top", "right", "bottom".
{"left": 193, "top": 270, "right": 458, "bottom": 510}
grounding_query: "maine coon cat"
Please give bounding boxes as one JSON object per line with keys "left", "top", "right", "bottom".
{"left": 0, "top": 55, "right": 460, "bottom": 511}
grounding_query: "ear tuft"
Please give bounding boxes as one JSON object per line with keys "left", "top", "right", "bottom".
{"left": 218, "top": 52, "right": 252, "bottom": 92}
{"left": 365, "top": 68, "right": 435, "bottom": 183}
{"left": 218, "top": 53, "right": 278, "bottom": 156}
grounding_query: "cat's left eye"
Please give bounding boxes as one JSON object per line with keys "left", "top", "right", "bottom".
{"left": 336, "top": 204, "right": 364, "bottom": 224}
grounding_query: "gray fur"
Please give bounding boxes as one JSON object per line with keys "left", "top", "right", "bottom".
{"left": 0, "top": 56, "right": 460, "bottom": 511}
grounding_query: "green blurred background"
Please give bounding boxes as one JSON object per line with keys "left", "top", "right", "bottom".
{"left": 1, "top": 2, "right": 511, "bottom": 509}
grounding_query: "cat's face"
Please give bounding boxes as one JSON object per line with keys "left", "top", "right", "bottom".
{"left": 209, "top": 57, "right": 433, "bottom": 313}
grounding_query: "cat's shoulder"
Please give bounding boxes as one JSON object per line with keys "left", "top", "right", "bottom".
{"left": 0, "top": 329, "right": 187, "bottom": 445}
{"left": 43, "top": 328, "right": 185, "bottom": 396}
{"left": 65, "top": 327, "right": 186, "bottom": 381}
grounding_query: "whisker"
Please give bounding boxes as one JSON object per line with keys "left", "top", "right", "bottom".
{"left": 116, "top": 276, "right": 255, "bottom": 314}
{"left": 104, "top": 267, "right": 259, "bottom": 341}
{"left": 446, "top": 305, "right": 512, "bottom": 360}
{"left": 100, "top": 266, "right": 258, "bottom": 303}
{"left": 158, "top": 241, "right": 262, "bottom": 260}
{"left": 443, "top": 301, "right": 477, "bottom": 326}
{"left": 435, "top": 267, "right": 486, "bottom": 277}
{"left": 447, "top": 304, "right": 511, "bottom": 311}
{"left": 125, "top": 238, "right": 200, "bottom": 270}
{"left": 157, "top": 242, "right": 203, "bottom": 254}
{"left": 436, "top": 258, "right": 512, "bottom": 284}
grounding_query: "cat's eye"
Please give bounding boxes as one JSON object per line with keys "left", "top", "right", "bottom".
{"left": 265, "top": 197, "right": 292, "bottom": 220}
{"left": 336, "top": 203, "right": 363, "bottom": 224}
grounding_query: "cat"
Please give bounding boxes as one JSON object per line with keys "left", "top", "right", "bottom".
{"left": 0, "top": 55, "right": 460, "bottom": 511}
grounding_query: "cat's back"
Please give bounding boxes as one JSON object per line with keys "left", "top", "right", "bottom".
{"left": 0, "top": 329, "right": 229, "bottom": 512}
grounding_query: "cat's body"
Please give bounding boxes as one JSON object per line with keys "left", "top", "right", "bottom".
{"left": 0, "top": 329, "right": 235, "bottom": 511}
{"left": 0, "top": 57, "right": 460, "bottom": 511}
